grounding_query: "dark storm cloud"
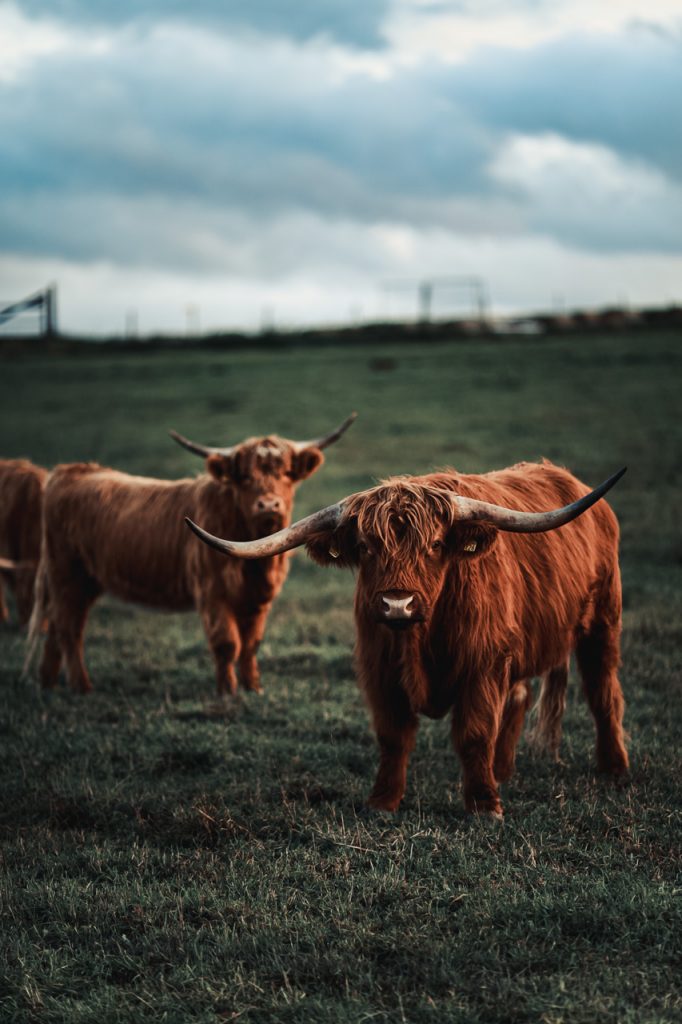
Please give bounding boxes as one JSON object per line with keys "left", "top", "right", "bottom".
{"left": 445, "top": 29, "right": 682, "bottom": 182}
{"left": 0, "top": 30, "right": 494, "bottom": 225}
{"left": 14, "top": 0, "right": 390, "bottom": 47}
{"left": 1, "top": 16, "right": 680, "bottom": 271}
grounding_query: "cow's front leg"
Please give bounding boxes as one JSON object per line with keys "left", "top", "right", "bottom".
{"left": 237, "top": 607, "right": 270, "bottom": 694}
{"left": 366, "top": 689, "right": 419, "bottom": 812}
{"left": 199, "top": 605, "right": 241, "bottom": 697}
{"left": 452, "top": 679, "right": 507, "bottom": 817}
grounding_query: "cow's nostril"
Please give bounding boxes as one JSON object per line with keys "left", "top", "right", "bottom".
{"left": 381, "top": 594, "right": 415, "bottom": 619}
{"left": 256, "top": 496, "right": 285, "bottom": 515}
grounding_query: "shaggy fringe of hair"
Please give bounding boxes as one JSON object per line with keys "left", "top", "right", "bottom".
{"left": 344, "top": 480, "right": 454, "bottom": 558}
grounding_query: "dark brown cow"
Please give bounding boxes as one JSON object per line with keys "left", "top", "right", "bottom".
{"left": 0, "top": 459, "right": 46, "bottom": 625}
{"left": 186, "top": 461, "right": 628, "bottom": 816}
{"left": 26, "top": 416, "right": 355, "bottom": 695}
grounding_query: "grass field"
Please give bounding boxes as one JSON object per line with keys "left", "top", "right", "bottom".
{"left": 1, "top": 330, "right": 681, "bottom": 1023}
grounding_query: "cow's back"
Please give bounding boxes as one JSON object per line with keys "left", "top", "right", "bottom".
{"left": 43, "top": 463, "right": 204, "bottom": 610}
{"left": 0, "top": 459, "right": 47, "bottom": 561}
{"left": 429, "top": 461, "right": 621, "bottom": 681}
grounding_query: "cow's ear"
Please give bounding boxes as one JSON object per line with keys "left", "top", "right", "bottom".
{"left": 206, "top": 453, "right": 233, "bottom": 483}
{"left": 290, "top": 447, "right": 325, "bottom": 482}
{"left": 305, "top": 521, "right": 358, "bottom": 569}
{"left": 448, "top": 523, "right": 498, "bottom": 559}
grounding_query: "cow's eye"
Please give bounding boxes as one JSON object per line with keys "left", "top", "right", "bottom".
{"left": 431, "top": 540, "right": 443, "bottom": 551}
{"left": 358, "top": 541, "right": 370, "bottom": 556}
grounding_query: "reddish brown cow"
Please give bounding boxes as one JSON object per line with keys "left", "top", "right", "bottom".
{"left": 0, "top": 459, "right": 46, "bottom": 625}
{"left": 26, "top": 416, "right": 355, "bottom": 695}
{"left": 186, "top": 461, "right": 628, "bottom": 816}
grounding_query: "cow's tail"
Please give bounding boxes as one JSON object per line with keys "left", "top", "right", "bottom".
{"left": 525, "top": 661, "right": 569, "bottom": 760}
{"left": 22, "top": 554, "right": 49, "bottom": 679}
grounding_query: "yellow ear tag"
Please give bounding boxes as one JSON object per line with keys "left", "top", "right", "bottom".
{"left": 463, "top": 541, "right": 477, "bottom": 553}
{"left": 329, "top": 545, "right": 340, "bottom": 559}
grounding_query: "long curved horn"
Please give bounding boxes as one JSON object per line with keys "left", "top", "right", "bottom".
{"left": 185, "top": 501, "right": 347, "bottom": 559}
{"left": 450, "top": 467, "right": 626, "bottom": 533}
{"left": 168, "top": 430, "right": 236, "bottom": 458}
{"left": 293, "top": 412, "right": 357, "bottom": 451}
{"left": 170, "top": 412, "right": 356, "bottom": 459}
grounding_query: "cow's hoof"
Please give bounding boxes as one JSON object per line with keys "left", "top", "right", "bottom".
{"left": 217, "top": 691, "right": 239, "bottom": 705}
{"left": 468, "top": 809, "right": 504, "bottom": 825}
{"left": 597, "top": 762, "right": 631, "bottom": 789}
{"left": 366, "top": 795, "right": 401, "bottom": 813}
{"left": 466, "top": 798, "right": 504, "bottom": 819}
{"left": 493, "top": 763, "right": 516, "bottom": 785}
{"left": 597, "top": 751, "right": 630, "bottom": 777}
{"left": 217, "top": 683, "right": 239, "bottom": 699}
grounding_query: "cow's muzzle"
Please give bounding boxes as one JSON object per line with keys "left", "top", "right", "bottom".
{"left": 252, "top": 495, "right": 287, "bottom": 537}
{"left": 376, "top": 590, "right": 425, "bottom": 630}
{"left": 254, "top": 513, "right": 286, "bottom": 537}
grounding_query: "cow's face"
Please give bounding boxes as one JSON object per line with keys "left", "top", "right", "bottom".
{"left": 207, "top": 438, "right": 324, "bottom": 539}
{"left": 307, "top": 482, "right": 497, "bottom": 629}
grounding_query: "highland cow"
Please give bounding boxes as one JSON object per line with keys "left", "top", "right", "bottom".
{"left": 0, "top": 459, "right": 46, "bottom": 625}
{"left": 186, "top": 461, "right": 628, "bottom": 816}
{"left": 27, "top": 416, "right": 355, "bottom": 695}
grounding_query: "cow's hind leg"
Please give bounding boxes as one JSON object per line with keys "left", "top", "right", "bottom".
{"left": 47, "top": 565, "right": 99, "bottom": 694}
{"left": 494, "top": 680, "right": 533, "bottom": 783}
{"left": 526, "top": 660, "right": 569, "bottom": 760}
{"left": 575, "top": 573, "right": 628, "bottom": 776}
{"left": 39, "top": 622, "right": 62, "bottom": 689}
{"left": 57, "top": 613, "right": 95, "bottom": 694}
{"left": 15, "top": 569, "right": 37, "bottom": 627}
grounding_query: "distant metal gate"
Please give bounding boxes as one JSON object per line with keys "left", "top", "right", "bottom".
{"left": 0, "top": 285, "right": 57, "bottom": 336}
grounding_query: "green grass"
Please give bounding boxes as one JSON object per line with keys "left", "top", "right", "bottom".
{"left": 1, "top": 330, "right": 681, "bottom": 1023}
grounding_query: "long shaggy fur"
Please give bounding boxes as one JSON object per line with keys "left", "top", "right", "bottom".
{"left": 307, "top": 460, "right": 629, "bottom": 815}
{"left": 0, "top": 459, "right": 46, "bottom": 625}
{"left": 30, "top": 437, "right": 325, "bottom": 695}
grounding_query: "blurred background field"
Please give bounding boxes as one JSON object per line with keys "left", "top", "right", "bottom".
{"left": 0, "top": 330, "right": 680, "bottom": 1023}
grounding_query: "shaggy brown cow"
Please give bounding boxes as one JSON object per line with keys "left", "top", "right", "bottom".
{"left": 186, "top": 461, "right": 628, "bottom": 816}
{"left": 0, "top": 459, "right": 46, "bottom": 625}
{"left": 26, "top": 416, "right": 355, "bottom": 695}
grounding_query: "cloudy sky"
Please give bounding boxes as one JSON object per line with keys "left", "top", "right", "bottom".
{"left": 1, "top": 0, "right": 681, "bottom": 335}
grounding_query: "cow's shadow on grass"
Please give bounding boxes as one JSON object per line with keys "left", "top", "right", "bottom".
{"left": 0, "top": 749, "right": 639, "bottom": 852}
